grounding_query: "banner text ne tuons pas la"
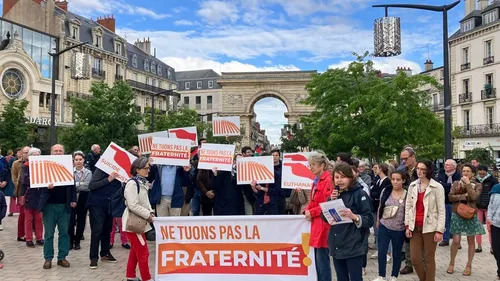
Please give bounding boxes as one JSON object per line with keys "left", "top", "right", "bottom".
{"left": 154, "top": 216, "right": 316, "bottom": 281}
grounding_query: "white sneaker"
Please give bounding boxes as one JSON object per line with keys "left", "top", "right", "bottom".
{"left": 0, "top": 224, "right": 3, "bottom": 231}
{"left": 371, "top": 251, "right": 378, "bottom": 259}
{"left": 372, "top": 277, "right": 386, "bottom": 281}
{"left": 389, "top": 277, "right": 398, "bottom": 281}
{"left": 386, "top": 255, "right": 392, "bottom": 263}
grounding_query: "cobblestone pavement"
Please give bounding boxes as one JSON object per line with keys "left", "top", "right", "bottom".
{"left": 0, "top": 212, "right": 498, "bottom": 281}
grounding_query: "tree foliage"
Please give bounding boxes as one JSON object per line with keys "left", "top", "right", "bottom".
{"left": 0, "top": 99, "right": 37, "bottom": 153}
{"left": 60, "top": 81, "right": 143, "bottom": 152}
{"left": 303, "top": 53, "right": 444, "bottom": 162}
{"left": 465, "top": 147, "right": 494, "bottom": 166}
{"left": 280, "top": 121, "right": 312, "bottom": 153}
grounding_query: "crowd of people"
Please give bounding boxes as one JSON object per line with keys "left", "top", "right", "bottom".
{"left": 0, "top": 141, "right": 498, "bottom": 281}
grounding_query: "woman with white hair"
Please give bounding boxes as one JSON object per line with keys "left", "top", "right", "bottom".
{"left": 20, "top": 147, "right": 44, "bottom": 248}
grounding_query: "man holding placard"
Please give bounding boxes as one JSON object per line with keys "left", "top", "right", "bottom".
{"left": 38, "top": 144, "right": 77, "bottom": 270}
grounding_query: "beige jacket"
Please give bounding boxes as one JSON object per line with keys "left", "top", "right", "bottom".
{"left": 405, "top": 178, "right": 446, "bottom": 234}
{"left": 122, "top": 179, "right": 154, "bottom": 235}
{"left": 11, "top": 159, "right": 22, "bottom": 197}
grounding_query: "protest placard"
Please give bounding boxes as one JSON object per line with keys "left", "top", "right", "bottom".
{"left": 212, "top": 116, "right": 240, "bottom": 136}
{"left": 150, "top": 137, "right": 191, "bottom": 166}
{"left": 95, "top": 142, "right": 137, "bottom": 183}
{"left": 28, "top": 155, "right": 74, "bottom": 188}
{"left": 138, "top": 131, "right": 169, "bottom": 154}
{"left": 168, "top": 126, "right": 198, "bottom": 147}
{"left": 197, "top": 143, "right": 235, "bottom": 171}
{"left": 236, "top": 156, "right": 274, "bottom": 184}
{"left": 281, "top": 152, "right": 316, "bottom": 190}
{"left": 154, "top": 215, "right": 316, "bottom": 281}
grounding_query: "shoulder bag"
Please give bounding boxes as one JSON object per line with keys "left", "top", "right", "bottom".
{"left": 382, "top": 190, "right": 407, "bottom": 219}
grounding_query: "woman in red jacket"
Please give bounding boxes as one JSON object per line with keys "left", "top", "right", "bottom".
{"left": 304, "top": 153, "right": 334, "bottom": 281}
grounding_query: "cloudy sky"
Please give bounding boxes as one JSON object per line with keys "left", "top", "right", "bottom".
{"left": 66, "top": 0, "right": 465, "bottom": 144}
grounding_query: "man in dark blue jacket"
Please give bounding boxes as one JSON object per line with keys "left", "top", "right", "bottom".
{"left": 38, "top": 144, "right": 77, "bottom": 270}
{"left": 271, "top": 149, "right": 289, "bottom": 214}
{"left": 149, "top": 164, "right": 192, "bottom": 217}
{"left": 87, "top": 167, "right": 121, "bottom": 269}
{"left": 436, "top": 159, "right": 461, "bottom": 246}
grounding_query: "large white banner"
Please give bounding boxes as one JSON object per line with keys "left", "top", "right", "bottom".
{"left": 95, "top": 142, "right": 137, "bottom": 182}
{"left": 281, "top": 153, "right": 315, "bottom": 190}
{"left": 154, "top": 215, "right": 316, "bottom": 281}
{"left": 197, "top": 143, "right": 235, "bottom": 171}
{"left": 28, "top": 155, "right": 74, "bottom": 188}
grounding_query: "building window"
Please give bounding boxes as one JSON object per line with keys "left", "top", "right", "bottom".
{"left": 167, "top": 69, "right": 172, "bottom": 79}
{"left": 151, "top": 61, "right": 156, "bottom": 75}
{"left": 463, "top": 79, "right": 470, "bottom": 93}
{"left": 196, "top": 96, "right": 201, "bottom": 110}
{"left": 95, "top": 35, "right": 101, "bottom": 48}
{"left": 158, "top": 81, "right": 162, "bottom": 89}
{"left": 208, "top": 80, "right": 214, "bottom": 88}
{"left": 486, "top": 73, "right": 494, "bottom": 86}
{"left": 146, "top": 77, "right": 150, "bottom": 85}
{"left": 487, "top": 107, "right": 494, "bottom": 127}
{"left": 157, "top": 65, "right": 162, "bottom": 76}
{"left": 464, "top": 109, "right": 470, "bottom": 130}
{"left": 94, "top": 58, "right": 103, "bottom": 70}
{"left": 115, "top": 42, "right": 121, "bottom": 56}
{"left": 207, "top": 95, "right": 213, "bottom": 110}
{"left": 197, "top": 81, "right": 202, "bottom": 89}
{"left": 115, "top": 64, "right": 121, "bottom": 76}
{"left": 132, "top": 72, "right": 137, "bottom": 81}
{"left": 185, "top": 82, "right": 190, "bottom": 90}
{"left": 463, "top": 47, "right": 469, "bottom": 64}
{"left": 72, "top": 27, "right": 78, "bottom": 40}
{"left": 144, "top": 59, "right": 149, "bottom": 72}
{"left": 183, "top": 96, "right": 189, "bottom": 107}
{"left": 485, "top": 40, "right": 493, "bottom": 58}
{"left": 207, "top": 114, "right": 213, "bottom": 122}
{"left": 152, "top": 79, "right": 157, "bottom": 87}
{"left": 484, "top": 10, "right": 498, "bottom": 25}
{"left": 461, "top": 19, "right": 474, "bottom": 32}
{"left": 132, "top": 54, "right": 138, "bottom": 68}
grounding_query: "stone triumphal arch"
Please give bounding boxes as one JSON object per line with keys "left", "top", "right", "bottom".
{"left": 218, "top": 71, "right": 316, "bottom": 147}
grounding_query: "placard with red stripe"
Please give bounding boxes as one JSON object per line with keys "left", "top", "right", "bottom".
{"left": 28, "top": 155, "right": 74, "bottom": 188}
{"left": 212, "top": 116, "right": 240, "bottom": 136}
{"left": 151, "top": 137, "right": 191, "bottom": 166}
{"left": 197, "top": 143, "right": 235, "bottom": 172}
{"left": 236, "top": 156, "right": 274, "bottom": 184}
{"left": 138, "top": 131, "right": 169, "bottom": 154}
{"left": 168, "top": 126, "right": 198, "bottom": 147}
{"left": 281, "top": 153, "right": 315, "bottom": 190}
{"left": 95, "top": 142, "right": 137, "bottom": 183}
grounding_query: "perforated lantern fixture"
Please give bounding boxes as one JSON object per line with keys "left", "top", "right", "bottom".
{"left": 373, "top": 17, "right": 402, "bottom": 57}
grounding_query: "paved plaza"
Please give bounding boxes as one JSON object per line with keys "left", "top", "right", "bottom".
{"left": 0, "top": 212, "right": 497, "bottom": 281}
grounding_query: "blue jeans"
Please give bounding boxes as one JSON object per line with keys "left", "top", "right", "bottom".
{"left": 190, "top": 189, "right": 201, "bottom": 216}
{"left": 443, "top": 204, "right": 452, "bottom": 242}
{"left": 333, "top": 255, "right": 364, "bottom": 281}
{"left": 378, "top": 224, "right": 405, "bottom": 278}
{"left": 315, "top": 247, "right": 332, "bottom": 281}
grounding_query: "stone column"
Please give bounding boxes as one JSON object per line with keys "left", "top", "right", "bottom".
{"left": 30, "top": 91, "right": 40, "bottom": 117}
{"left": 240, "top": 115, "right": 252, "bottom": 147}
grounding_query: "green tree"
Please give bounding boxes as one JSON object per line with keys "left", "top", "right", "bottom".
{"left": 280, "top": 121, "right": 311, "bottom": 153}
{"left": 60, "top": 81, "right": 143, "bottom": 152}
{"left": 303, "top": 52, "right": 444, "bottom": 162}
{"left": 0, "top": 99, "right": 37, "bottom": 153}
{"left": 465, "top": 147, "right": 494, "bottom": 166}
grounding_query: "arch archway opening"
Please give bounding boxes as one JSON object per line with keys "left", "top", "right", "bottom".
{"left": 252, "top": 97, "right": 288, "bottom": 151}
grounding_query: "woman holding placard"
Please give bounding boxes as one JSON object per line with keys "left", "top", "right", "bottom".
{"left": 327, "top": 162, "right": 373, "bottom": 281}
{"left": 303, "top": 153, "right": 333, "bottom": 281}
{"left": 69, "top": 151, "right": 92, "bottom": 250}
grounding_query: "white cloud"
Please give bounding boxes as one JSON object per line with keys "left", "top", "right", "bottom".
{"left": 67, "top": 0, "right": 170, "bottom": 20}
{"left": 254, "top": 98, "right": 288, "bottom": 144}
{"left": 268, "top": 0, "right": 373, "bottom": 17}
{"left": 162, "top": 56, "right": 299, "bottom": 73}
{"left": 265, "top": 60, "right": 272, "bottom": 65}
{"left": 174, "top": 20, "right": 199, "bottom": 26}
{"left": 328, "top": 57, "right": 423, "bottom": 74}
{"left": 197, "top": 1, "right": 239, "bottom": 24}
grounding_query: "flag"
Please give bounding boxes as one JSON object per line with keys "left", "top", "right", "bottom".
{"left": 255, "top": 144, "right": 262, "bottom": 154}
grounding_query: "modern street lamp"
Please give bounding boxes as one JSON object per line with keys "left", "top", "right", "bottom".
{"left": 150, "top": 84, "right": 180, "bottom": 132}
{"left": 372, "top": 1, "right": 460, "bottom": 159}
{"left": 49, "top": 41, "right": 88, "bottom": 146}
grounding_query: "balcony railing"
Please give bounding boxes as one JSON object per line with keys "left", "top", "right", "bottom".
{"left": 461, "top": 62, "right": 470, "bottom": 71}
{"left": 459, "top": 92, "right": 472, "bottom": 103}
{"left": 115, "top": 74, "right": 123, "bottom": 81}
{"left": 92, "top": 68, "right": 105, "bottom": 79}
{"left": 126, "top": 79, "right": 180, "bottom": 97}
{"left": 429, "top": 103, "right": 444, "bottom": 112}
{"left": 481, "top": 88, "right": 496, "bottom": 100}
{"left": 459, "top": 123, "right": 500, "bottom": 137}
{"left": 484, "top": 56, "right": 495, "bottom": 65}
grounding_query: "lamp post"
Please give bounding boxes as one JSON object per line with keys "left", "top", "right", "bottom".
{"left": 150, "top": 84, "right": 180, "bottom": 132}
{"left": 372, "top": 1, "right": 460, "bottom": 159}
{"left": 49, "top": 41, "right": 88, "bottom": 146}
